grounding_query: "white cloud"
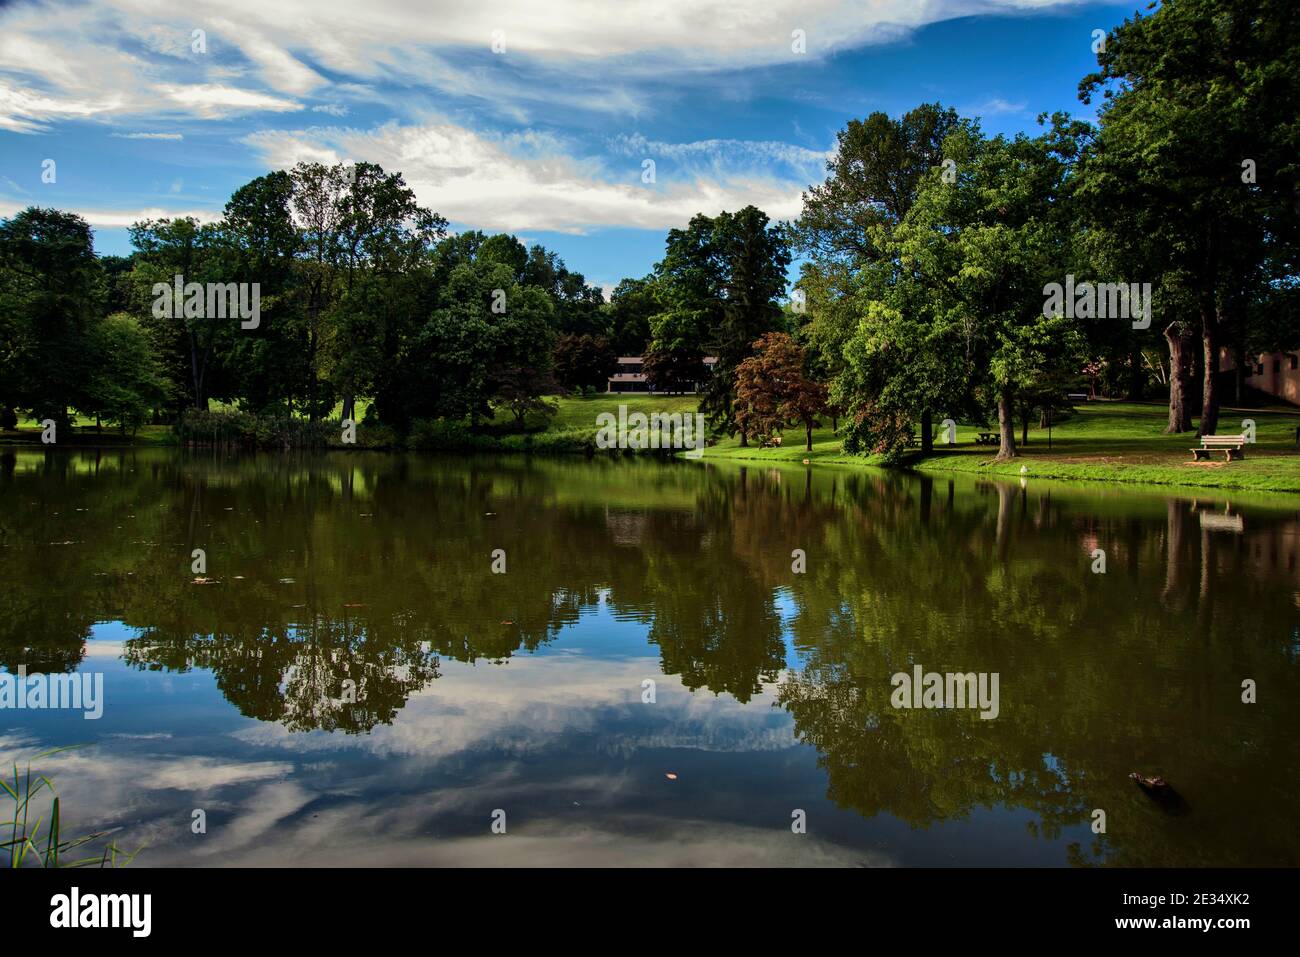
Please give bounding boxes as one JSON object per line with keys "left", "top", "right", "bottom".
{"left": 209, "top": 18, "right": 328, "bottom": 96}
{"left": 610, "top": 133, "right": 830, "bottom": 174}
{"left": 0, "top": 200, "right": 222, "bottom": 229}
{"left": 0, "top": 658, "right": 864, "bottom": 867}
{"left": 232, "top": 654, "right": 796, "bottom": 759}
{"left": 965, "top": 96, "right": 1029, "bottom": 116}
{"left": 0, "top": 1, "right": 1077, "bottom": 130}
{"left": 243, "top": 120, "right": 811, "bottom": 232}
{"left": 0, "top": 81, "right": 106, "bottom": 132}
{"left": 110, "top": 131, "right": 185, "bottom": 140}
{"left": 158, "top": 83, "right": 303, "bottom": 117}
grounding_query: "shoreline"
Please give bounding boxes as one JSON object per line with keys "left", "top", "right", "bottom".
{"left": 688, "top": 443, "right": 1300, "bottom": 493}
{"left": 7, "top": 397, "right": 1300, "bottom": 497}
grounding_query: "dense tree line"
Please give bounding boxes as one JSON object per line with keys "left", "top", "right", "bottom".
{"left": 0, "top": 162, "right": 620, "bottom": 436}
{"left": 604, "top": 1, "right": 1298, "bottom": 459}
{"left": 789, "top": 0, "right": 1298, "bottom": 460}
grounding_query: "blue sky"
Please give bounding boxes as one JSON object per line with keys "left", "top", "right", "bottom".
{"left": 0, "top": 0, "right": 1139, "bottom": 291}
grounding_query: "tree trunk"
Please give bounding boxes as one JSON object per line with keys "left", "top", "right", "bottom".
{"left": 995, "top": 388, "right": 1017, "bottom": 461}
{"left": 1233, "top": 343, "right": 1247, "bottom": 405}
{"left": 308, "top": 327, "right": 319, "bottom": 423}
{"left": 920, "top": 409, "right": 933, "bottom": 454}
{"left": 189, "top": 333, "right": 205, "bottom": 411}
{"left": 1200, "top": 302, "right": 1220, "bottom": 436}
{"left": 1164, "top": 323, "right": 1194, "bottom": 433}
{"left": 805, "top": 421, "right": 813, "bottom": 452}
{"left": 342, "top": 394, "right": 355, "bottom": 423}
{"left": 1128, "top": 345, "right": 1144, "bottom": 401}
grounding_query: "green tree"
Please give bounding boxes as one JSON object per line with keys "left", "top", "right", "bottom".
{"left": 793, "top": 104, "right": 968, "bottom": 452}
{"left": 83, "top": 313, "right": 171, "bottom": 434}
{"left": 1078, "top": 0, "right": 1300, "bottom": 434}
{"left": 552, "top": 333, "right": 617, "bottom": 393}
{"left": 702, "top": 206, "right": 792, "bottom": 444}
{"left": 220, "top": 170, "right": 304, "bottom": 414}
{"left": 394, "top": 260, "right": 556, "bottom": 428}
{"left": 650, "top": 213, "right": 726, "bottom": 357}
{"left": 605, "top": 276, "right": 659, "bottom": 354}
{"left": 127, "top": 216, "right": 232, "bottom": 412}
{"left": 0, "top": 208, "right": 104, "bottom": 427}
{"left": 879, "top": 119, "right": 1086, "bottom": 460}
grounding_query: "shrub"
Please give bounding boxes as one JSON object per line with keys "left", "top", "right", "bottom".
{"left": 407, "top": 418, "right": 501, "bottom": 452}
{"left": 175, "top": 410, "right": 337, "bottom": 449}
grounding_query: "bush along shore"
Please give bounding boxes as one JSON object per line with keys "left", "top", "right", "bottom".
{"left": 168, "top": 405, "right": 697, "bottom": 457}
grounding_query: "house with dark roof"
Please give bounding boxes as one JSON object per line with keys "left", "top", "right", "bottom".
{"left": 607, "top": 355, "right": 717, "bottom": 393}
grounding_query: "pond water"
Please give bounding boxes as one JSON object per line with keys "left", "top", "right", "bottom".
{"left": 2, "top": 449, "right": 1297, "bottom": 866}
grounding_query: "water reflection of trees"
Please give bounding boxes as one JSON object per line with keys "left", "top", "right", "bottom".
{"left": 2, "top": 449, "right": 1297, "bottom": 864}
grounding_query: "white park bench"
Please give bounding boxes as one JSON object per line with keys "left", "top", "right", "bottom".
{"left": 1190, "top": 434, "right": 1247, "bottom": 462}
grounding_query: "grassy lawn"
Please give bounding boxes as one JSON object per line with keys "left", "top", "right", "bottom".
{"left": 496, "top": 392, "right": 704, "bottom": 432}
{"left": 9, "top": 395, "right": 1299, "bottom": 494}
{"left": 2, "top": 415, "right": 173, "bottom": 445}
{"left": 698, "top": 400, "right": 1300, "bottom": 494}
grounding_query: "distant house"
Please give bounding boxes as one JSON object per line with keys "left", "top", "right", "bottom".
{"left": 1219, "top": 350, "right": 1300, "bottom": 406}
{"left": 607, "top": 355, "right": 717, "bottom": 394}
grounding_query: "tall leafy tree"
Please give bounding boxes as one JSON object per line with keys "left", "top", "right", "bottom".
{"left": 0, "top": 208, "right": 104, "bottom": 427}
{"left": 605, "top": 276, "right": 659, "bottom": 354}
{"left": 793, "top": 104, "right": 969, "bottom": 450}
{"left": 553, "top": 333, "right": 617, "bottom": 392}
{"left": 877, "top": 119, "right": 1087, "bottom": 460}
{"left": 82, "top": 313, "right": 171, "bottom": 433}
{"left": 702, "top": 206, "right": 792, "bottom": 444}
{"left": 221, "top": 170, "right": 304, "bottom": 413}
{"left": 128, "top": 216, "right": 234, "bottom": 412}
{"left": 1078, "top": 0, "right": 1300, "bottom": 434}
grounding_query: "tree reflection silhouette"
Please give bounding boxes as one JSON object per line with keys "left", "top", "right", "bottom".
{"left": 2, "top": 448, "right": 1297, "bottom": 865}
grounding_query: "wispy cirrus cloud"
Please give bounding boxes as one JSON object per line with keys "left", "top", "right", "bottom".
{"left": 964, "top": 96, "right": 1029, "bottom": 116}
{"left": 0, "top": 200, "right": 222, "bottom": 228}
{"left": 0, "top": 0, "right": 1085, "bottom": 244}
{"left": 610, "top": 133, "right": 830, "bottom": 173}
{"left": 242, "top": 120, "right": 812, "bottom": 232}
{"left": 0, "top": 0, "right": 1080, "bottom": 131}
{"left": 110, "top": 131, "right": 185, "bottom": 140}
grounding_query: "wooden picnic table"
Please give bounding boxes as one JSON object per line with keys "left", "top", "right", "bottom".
{"left": 975, "top": 431, "right": 999, "bottom": 446}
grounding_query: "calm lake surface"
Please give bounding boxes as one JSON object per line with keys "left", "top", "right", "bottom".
{"left": 2, "top": 448, "right": 1297, "bottom": 867}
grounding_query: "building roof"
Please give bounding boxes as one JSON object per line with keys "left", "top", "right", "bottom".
{"left": 608, "top": 356, "right": 718, "bottom": 384}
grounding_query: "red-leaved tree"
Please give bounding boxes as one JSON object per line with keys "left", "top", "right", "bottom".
{"left": 734, "top": 333, "right": 828, "bottom": 451}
